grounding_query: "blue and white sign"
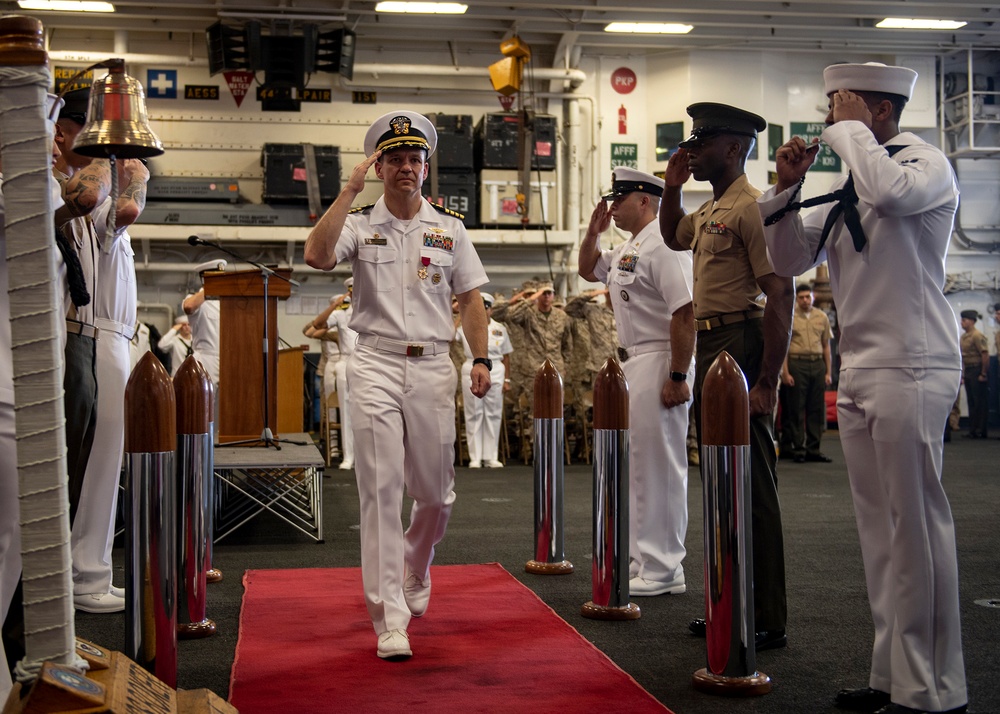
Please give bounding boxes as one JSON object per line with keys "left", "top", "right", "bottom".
{"left": 146, "top": 69, "right": 177, "bottom": 99}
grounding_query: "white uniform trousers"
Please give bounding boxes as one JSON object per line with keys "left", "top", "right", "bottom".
{"left": 461, "top": 361, "right": 505, "bottom": 465}
{"left": 322, "top": 355, "right": 338, "bottom": 399}
{"left": 194, "top": 350, "right": 220, "bottom": 427}
{"left": 622, "top": 351, "right": 693, "bottom": 583}
{"left": 334, "top": 358, "right": 354, "bottom": 464}
{"left": 348, "top": 345, "right": 457, "bottom": 635}
{"left": 838, "top": 367, "right": 967, "bottom": 712}
{"left": 71, "top": 330, "right": 129, "bottom": 596}
{"left": 0, "top": 399, "right": 17, "bottom": 704}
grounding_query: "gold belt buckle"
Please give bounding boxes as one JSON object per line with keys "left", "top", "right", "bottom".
{"left": 406, "top": 344, "right": 424, "bottom": 357}
{"left": 695, "top": 318, "right": 711, "bottom": 331}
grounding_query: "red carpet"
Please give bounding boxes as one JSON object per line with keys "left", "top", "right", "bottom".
{"left": 229, "top": 563, "right": 672, "bottom": 713}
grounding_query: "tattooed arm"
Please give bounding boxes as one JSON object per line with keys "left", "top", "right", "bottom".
{"left": 53, "top": 160, "right": 111, "bottom": 227}
{"left": 113, "top": 159, "right": 149, "bottom": 228}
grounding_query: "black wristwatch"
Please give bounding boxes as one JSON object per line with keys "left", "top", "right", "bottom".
{"left": 670, "top": 371, "right": 687, "bottom": 382}
{"left": 473, "top": 357, "right": 493, "bottom": 371}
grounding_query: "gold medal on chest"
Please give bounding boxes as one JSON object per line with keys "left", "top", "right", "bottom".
{"left": 418, "top": 267, "right": 429, "bottom": 280}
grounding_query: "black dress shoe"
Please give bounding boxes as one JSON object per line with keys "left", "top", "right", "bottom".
{"left": 794, "top": 454, "right": 806, "bottom": 463}
{"left": 688, "top": 618, "right": 706, "bottom": 636}
{"left": 873, "top": 704, "right": 967, "bottom": 714}
{"left": 754, "top": 628, "right": 787, "bottom": 651}
{"left": 834, "top": 687, "right": 890, "bottom": 712}
{"left": 805, "top": 452, "right": 833, "bottom": 463}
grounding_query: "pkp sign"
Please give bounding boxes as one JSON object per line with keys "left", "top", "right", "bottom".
{"left": 611, "top": 67, "right": 637, "bottom": 95}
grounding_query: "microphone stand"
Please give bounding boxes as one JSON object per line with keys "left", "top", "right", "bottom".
{"left": 189, "top": 236, "right": 306, "bottom": 450}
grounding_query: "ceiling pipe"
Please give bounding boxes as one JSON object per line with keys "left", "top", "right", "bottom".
{"left": 352, "top": 63, "right": 586, "bottom": 90}
{"left": 45, "top": 53, "right": 588, "bottom": 90}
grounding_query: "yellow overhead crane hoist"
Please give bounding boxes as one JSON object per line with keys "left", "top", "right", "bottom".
{"left": 489, "top": 36, "right": 535, "bottom": 226}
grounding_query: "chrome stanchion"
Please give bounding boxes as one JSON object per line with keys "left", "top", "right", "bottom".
{"left": 692, "top": 351, "right": 770, "bottom": 696}
{"left": 205, "top": 379, "right": 222, "bottom": 583}
{"left": 123, "top": 352, "right": 178, "bottom": 687}
{"left": 174, "top": 356, "right": 216, "bottom": 639}
{"left": 581, "top": 358, "right": 639, "bottom": 621}
{"left": 526, "top": 359, "right": 573, "bottom": 575}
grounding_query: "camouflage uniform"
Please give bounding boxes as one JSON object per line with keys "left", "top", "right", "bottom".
{"left": 503, "top": 299, "right": 573, "bottom": 391}
{"left": 564, "top": 292, "right": 618, "bottom": 387}
{"left": 492, "top": 292, "right": 572, "bottom": 460}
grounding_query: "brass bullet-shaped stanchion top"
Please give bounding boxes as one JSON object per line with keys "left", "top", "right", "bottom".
{"left": 701, "top": 351, "right": 749, "bottom": 447}
{"left": 0, "top": 15, "right": 46, "bottom": 66}
{"left": 533, "top": 358, "right": 563, "bottom": 419}
{"left": 593, "top": 358, "right": 628, "bottom": 430}
{"left": 174, "top": 356, "right": 212, "bottom": 436}
{"left": 125, "top": 352, "right": 176, "bottom": 454}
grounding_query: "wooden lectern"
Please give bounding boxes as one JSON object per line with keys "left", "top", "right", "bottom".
{"left": 277, "top": 346, "right": 305, "bottom": 434}
{"left": 203, "top": 268, "right": 292, "bottom": 444}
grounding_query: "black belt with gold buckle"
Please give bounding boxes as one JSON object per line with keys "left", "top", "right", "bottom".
{"left": 694, "top": 309, "right": 765, "bottom": 332}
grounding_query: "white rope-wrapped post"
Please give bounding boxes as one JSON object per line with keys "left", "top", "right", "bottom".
{"left": 0, "top": 15, "right": 85, "bottom": 685}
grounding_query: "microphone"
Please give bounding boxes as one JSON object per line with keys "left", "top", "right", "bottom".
{"left": 188, "top": 235, "right": 217, "bottom": 247}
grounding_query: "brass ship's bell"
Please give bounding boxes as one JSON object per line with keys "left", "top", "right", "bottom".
{"left": 73, "top": 60, "right": 164, "bottom": 160}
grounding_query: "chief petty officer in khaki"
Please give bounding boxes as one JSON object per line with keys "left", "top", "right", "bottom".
{"left": 305, "top": 110, "right": 492, "bottom": 661}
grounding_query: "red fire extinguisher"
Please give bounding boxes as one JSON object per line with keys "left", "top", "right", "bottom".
{"left": 618, "top": 104, "right": 627, "bottom": 135}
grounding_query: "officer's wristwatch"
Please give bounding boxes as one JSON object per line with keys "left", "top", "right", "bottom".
{"left": 670, "top": 371, "right": 687, "bottom": 382}
{"left": 473, "top": 357, "right": 493, "bottom": 371}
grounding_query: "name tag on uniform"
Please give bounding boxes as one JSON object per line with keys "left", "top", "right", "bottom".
{"left": 365, "top": 235, "right": 387, "bottom": 245}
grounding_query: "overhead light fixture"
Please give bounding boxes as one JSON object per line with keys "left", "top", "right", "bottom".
{"left": 375, "top": 2, "right": 468, "bottom": 14}
{"left": 876, "top": 18, "right": 967, "bottom": 30}
{"left": 604, "top": 22, "right": 693, "bottom": 35}
{"left": 17, "top": 0, "right": 115, "bottom": 10}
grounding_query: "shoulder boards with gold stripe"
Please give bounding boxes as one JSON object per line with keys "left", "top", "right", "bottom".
{"left": 429, "top": 203, "right": 465, "bottom": 221}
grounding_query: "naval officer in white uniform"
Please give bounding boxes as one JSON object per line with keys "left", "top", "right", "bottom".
{"left": 304, "top": 110, "right": 491, "bottom": 661}
{"left": 326, "top": 276, "right": 359, "bottom": 469}
{"left": 183, "top": 260, "right": 225, "bottom": 401}
{"left": 579, "top": 167, "right": 696, "bottom": 597}
{"left": 55, "top": 90, "right": 150, "bottom": 614}
{"left": 457, "top": 293, "right": 512, "bottom": 468}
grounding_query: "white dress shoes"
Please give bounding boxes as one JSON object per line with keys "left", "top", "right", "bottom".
{"left": 484, "top": 460, "right": 504, "bottom": 468}
{"left": 109, "top": 585, "right": 125, "bottom": 599}
{"left": 338, "top": 460, "right": 354, "bottom": 470}
{"left": 377, "top": 628, "right": 412, "bottom": 660}
{"left": 468, "top": 461, "right": 482, "bottom": 468}
{"left": 629, "top": 573, "right": 686, "bottom": 596}
{"left": 74, "top": 591, "right": 126, "bottom": 613}
{"left": 403, "top": 568, "right": 431, "bottom": 617}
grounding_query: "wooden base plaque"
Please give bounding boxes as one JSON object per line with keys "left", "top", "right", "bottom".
{"left": 691, "top": 667, "right": 772, "bottom": 697}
